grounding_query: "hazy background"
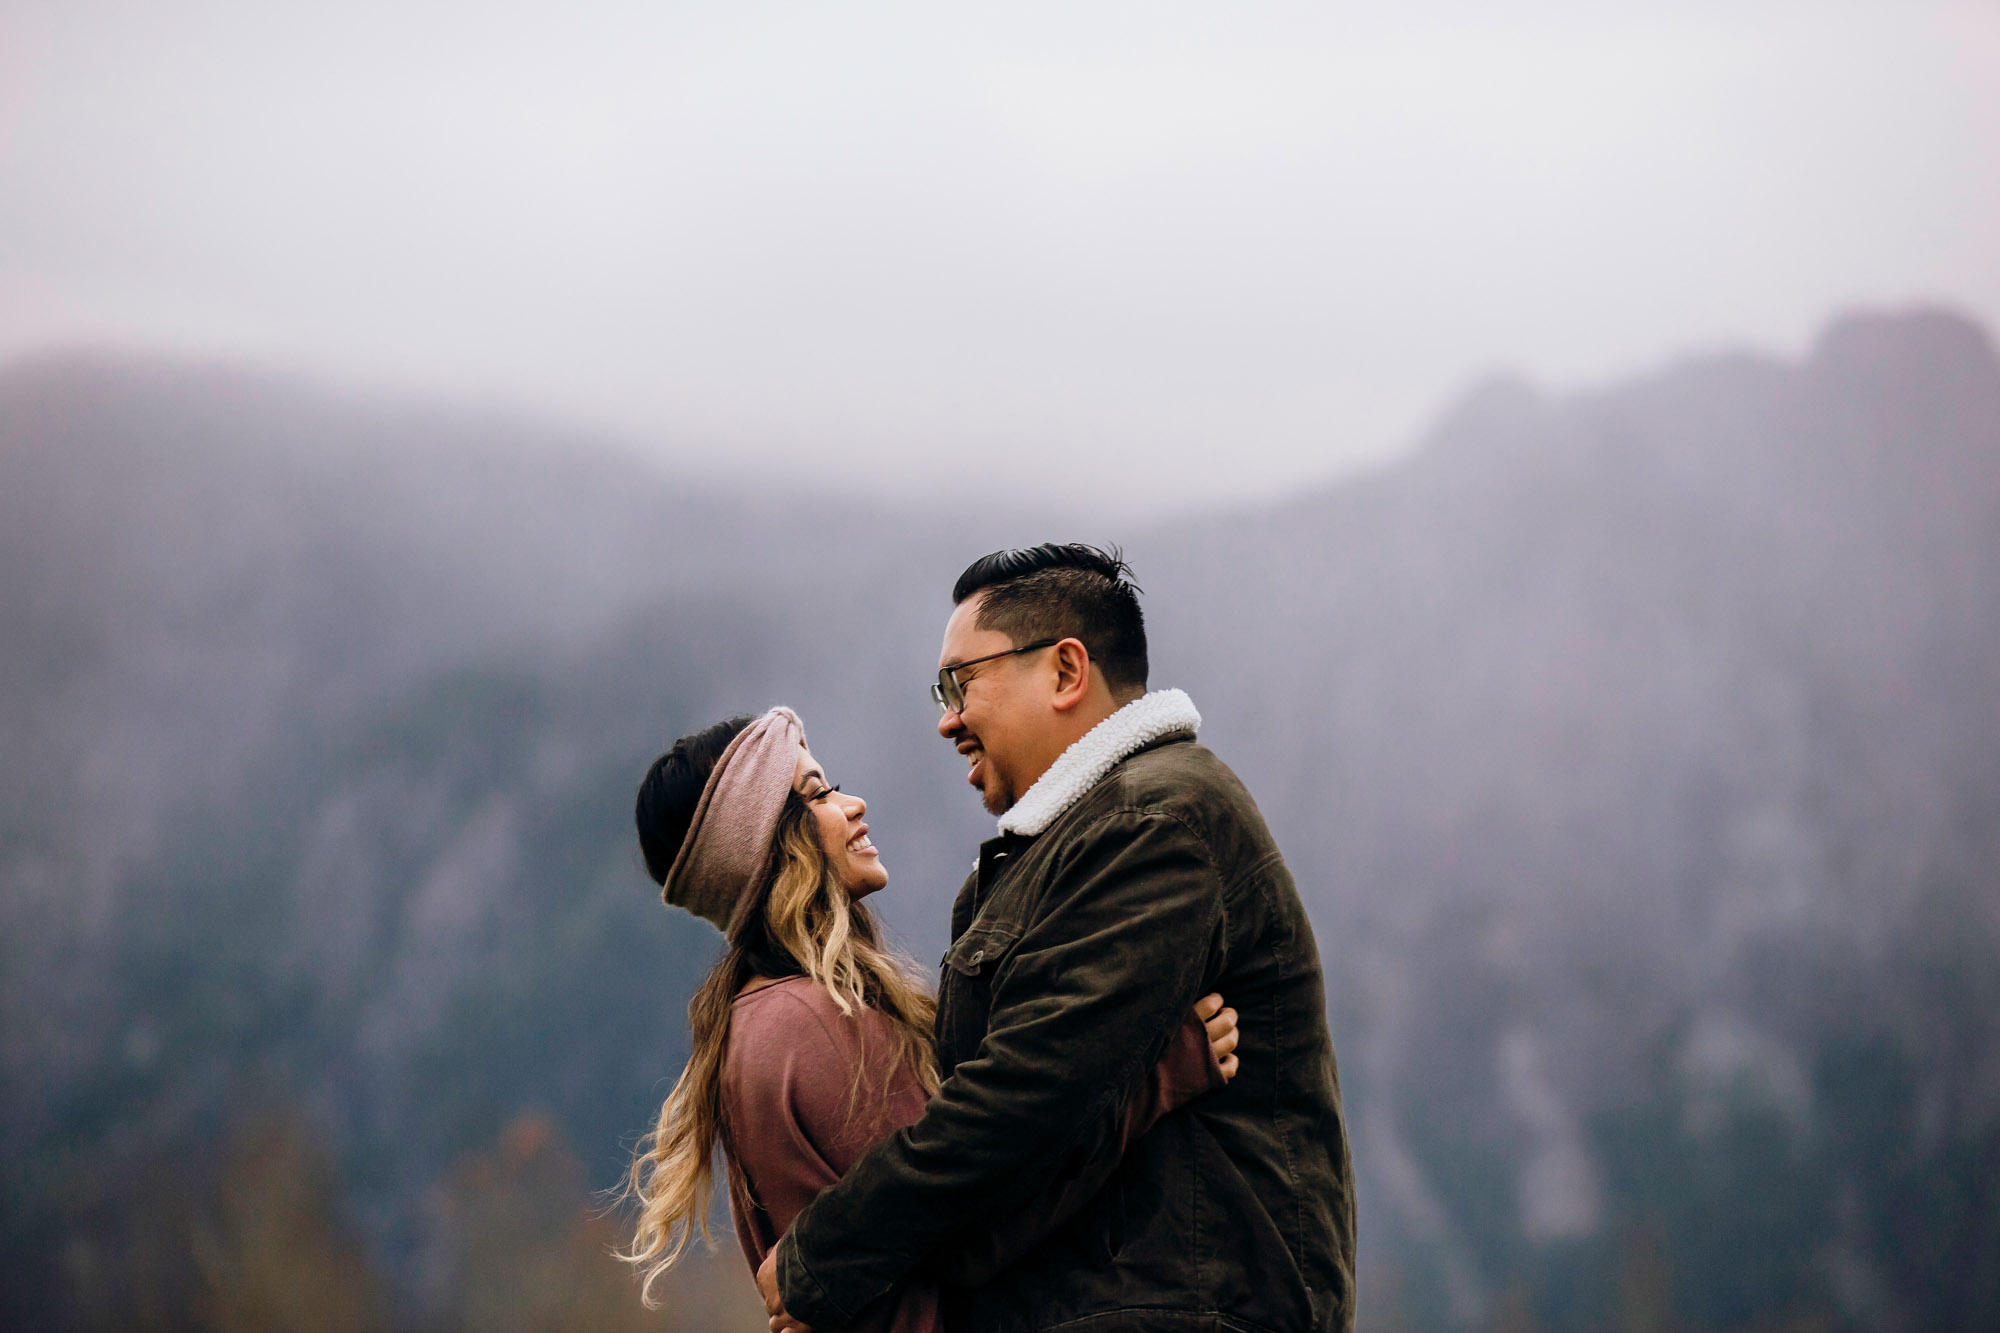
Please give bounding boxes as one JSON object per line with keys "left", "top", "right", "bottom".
{"left": 4, "top": 0, "right": 1998, "bottom": 512}
{"left": 3, "top": 3, "right": 1998, "bottom": 1332}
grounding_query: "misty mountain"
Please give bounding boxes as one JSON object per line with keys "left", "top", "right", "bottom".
{"left": 2, "top": 311, "right": 1996, "bottom": 1331}
{"left": 1139, "top": 310, "right": 2000, "bottom": 1326}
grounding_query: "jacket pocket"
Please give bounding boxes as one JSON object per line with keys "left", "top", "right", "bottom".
{"left": 943, "top": 918, "right": 1022, "bottom": 979}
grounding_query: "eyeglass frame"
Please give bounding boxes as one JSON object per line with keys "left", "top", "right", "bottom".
{"left": 930, "top": 638, "right": 1061, "bottom": 716}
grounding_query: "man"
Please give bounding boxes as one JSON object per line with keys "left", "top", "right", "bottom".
{"left": 760, "top": 543, "right": 1356, "bottom": 1331}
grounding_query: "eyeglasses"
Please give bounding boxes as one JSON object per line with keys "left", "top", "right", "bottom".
{"left": 930, "top": 639, "right": 1060, "bottom": 716}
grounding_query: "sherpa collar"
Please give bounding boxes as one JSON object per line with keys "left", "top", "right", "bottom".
{"left": 996, "top": 688, "right": 1202, "bottom": 837}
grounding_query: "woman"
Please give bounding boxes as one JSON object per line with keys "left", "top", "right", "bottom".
{"left": 619, "top": 707, "right": 1238, "bottom": 1328}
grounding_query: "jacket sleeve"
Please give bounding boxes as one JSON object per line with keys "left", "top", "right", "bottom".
{"left": 775, "top": 810, "right": 1226, "bottom": 1326}
{"left": 927, "top": 1003, "right": 1226, "bottom": 1287}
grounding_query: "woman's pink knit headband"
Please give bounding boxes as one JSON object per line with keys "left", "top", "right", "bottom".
{"left": 661, "top": 706, "right": 806, "bottom": 932}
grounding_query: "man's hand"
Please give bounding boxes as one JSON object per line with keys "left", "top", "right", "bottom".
{"left": 756, "top": 1247, "right": 811, "bottom": 1333}
{"left": 1195, "top": 992, "right": 1239, "bottom": 1081}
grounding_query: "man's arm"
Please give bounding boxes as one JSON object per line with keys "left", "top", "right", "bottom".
{"left": 772, "top": 810, "right": 1226, "bottom": 1327}
{"left": 927, "top": 994, "right": 1233, "bottom": 1288}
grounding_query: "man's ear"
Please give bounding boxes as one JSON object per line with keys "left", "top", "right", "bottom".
{"left": 1049, "top": 638, "right": 1092, "bottom": 712}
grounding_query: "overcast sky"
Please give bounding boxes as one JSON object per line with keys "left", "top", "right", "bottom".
{"left": 2, "top": 0, "right": 1995, "bottom": 515}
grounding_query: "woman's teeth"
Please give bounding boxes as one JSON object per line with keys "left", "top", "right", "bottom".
{"left": 849, "top": 834, "right": 873, "bottom": 850}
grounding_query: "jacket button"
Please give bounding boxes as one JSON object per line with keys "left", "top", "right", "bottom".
{"left": 970, "top": 949, "right": 986, "bottom": 964}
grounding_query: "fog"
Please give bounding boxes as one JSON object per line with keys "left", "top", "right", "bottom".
{"left": 6, "top": 306, "right": 1998, "bottom": 1331}
{"left": 5, "top": 4, "right": 2000, "bottom": 1330}
{"left": 3, "top": 0, "right": 1997, "bottom": 512}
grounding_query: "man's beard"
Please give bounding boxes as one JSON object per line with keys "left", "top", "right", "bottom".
{"left": 979, "top": 765, "right": 1016, "bottom": 817}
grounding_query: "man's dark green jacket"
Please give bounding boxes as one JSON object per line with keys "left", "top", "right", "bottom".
{"left": 777, "top": 732, "right": 1357, "bottom": 1332}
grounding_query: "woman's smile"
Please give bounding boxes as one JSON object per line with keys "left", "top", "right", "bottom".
{"left": 794, "top": 743, "right": 891, "bottom": 895}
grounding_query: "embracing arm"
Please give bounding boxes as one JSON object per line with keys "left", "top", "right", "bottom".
{"left": 927, "top": 993, "right": 1232, "bottom": 1287}
{"left": 771, "top": 811, "right": 1226, "bottom": 1327}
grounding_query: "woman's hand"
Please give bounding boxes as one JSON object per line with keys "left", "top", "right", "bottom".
{"left": 1194, "top": 992, "right": 1239, "bottom": 1081}
{"left": 756, "top": 1248, "right": 811, "bottom": 1333}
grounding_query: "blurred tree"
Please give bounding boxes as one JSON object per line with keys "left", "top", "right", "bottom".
{"left": 430, "top": 1111, "right": 763, "bottom": 1333}
{"left": 1481, "top": 1285, "right": 1544, "bottom": 1333}
{"left": 1354, "top": 1258, "right": 1422, "bottom": 1333}
{"left": 192, "top": 1112, "right": 385, "bottom": 1333}
{"left": 1610, "top": 1226, "right": 1670, "bottom": 1333}
{"left": 1592, "top": 1061, "right": 1834, "bottom": 1329}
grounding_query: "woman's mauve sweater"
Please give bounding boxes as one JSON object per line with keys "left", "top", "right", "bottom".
{"left": 720, "top": 976, "right": 1222, "bottom": 1332}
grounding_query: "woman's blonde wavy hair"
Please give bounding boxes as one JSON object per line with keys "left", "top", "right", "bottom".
{"left": 618, "top": 793, "right": 940, "bottom": 1307}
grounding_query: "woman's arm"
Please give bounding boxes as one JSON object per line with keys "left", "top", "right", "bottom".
{"left": 723, "top": 984, "right": 931, "bottom": 1244}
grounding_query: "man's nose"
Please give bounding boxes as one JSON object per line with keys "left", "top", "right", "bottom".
{"left": 937, "top": 707, "right": 963, "bottom": 740}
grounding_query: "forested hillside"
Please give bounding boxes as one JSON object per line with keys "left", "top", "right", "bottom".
{"left": 3, "top": 310, "right": 1996, "bottom": 1331}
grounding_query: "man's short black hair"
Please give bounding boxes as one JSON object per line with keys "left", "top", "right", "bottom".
{"left": 951, "top": 542, "right": 1148, "bottom": 696}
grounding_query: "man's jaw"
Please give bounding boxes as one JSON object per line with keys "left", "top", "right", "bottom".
{"left": 981, "top": 777, "right": 1012, "bottom": 817}
{"left": 960, "top": 741, "right": 1013, "bottom": 816}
